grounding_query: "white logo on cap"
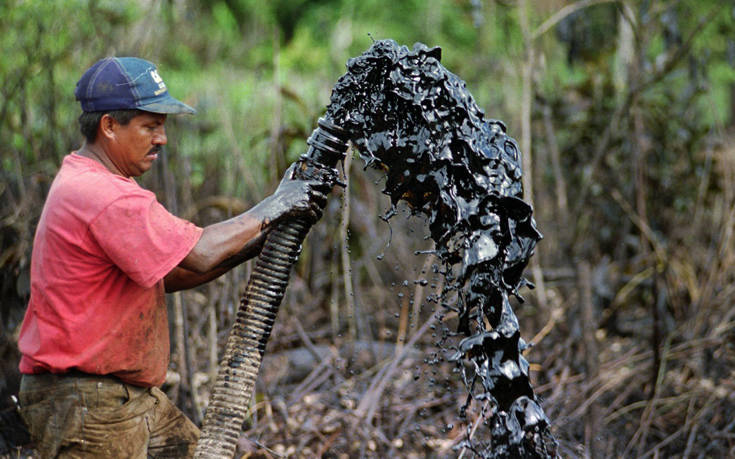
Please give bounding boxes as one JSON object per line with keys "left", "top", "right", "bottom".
{"left": 150, "top": 70, "right": 167, "bottom": 95}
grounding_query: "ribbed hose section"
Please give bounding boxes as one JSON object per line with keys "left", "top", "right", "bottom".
{"left": 194, "top": 117, "right": 349, "bottom": 459}
{"left": 194, "top": 219, "right": 310, "bottom": 459}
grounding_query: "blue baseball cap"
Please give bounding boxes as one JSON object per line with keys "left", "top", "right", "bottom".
{"left": 75, "top": 57, "right": 195, "bottom": 114}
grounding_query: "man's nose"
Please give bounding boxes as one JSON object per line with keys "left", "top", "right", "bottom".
{"left": 154, "top": 127, "right": 167, "bottom": 145}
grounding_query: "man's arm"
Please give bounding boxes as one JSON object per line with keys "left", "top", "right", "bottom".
{"left": 175, "top": 211, "right": 264, "bottom": 274}
{"left": 163, "top": 229, "right": 266, "bottom": 292}
{"left": 163, "top": 168, "right": 329, "bottom": 292}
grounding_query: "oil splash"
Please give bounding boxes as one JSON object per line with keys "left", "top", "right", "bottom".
{"left": 327, "top": 40, "right": 556, "bottom": 457}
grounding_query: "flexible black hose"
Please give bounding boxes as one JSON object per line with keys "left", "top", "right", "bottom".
{"left": 194, "top": 219, "right": 309, "bottom": 458}
{"left": 194, "top": 118, "right": 348, "bottom": 459}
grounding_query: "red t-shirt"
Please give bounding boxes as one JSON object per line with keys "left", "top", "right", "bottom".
{"left": 18, "top": 153, "right": 203, "bottom": 387}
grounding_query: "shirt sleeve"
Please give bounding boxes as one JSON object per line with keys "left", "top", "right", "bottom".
{"left": 90, "top": 192, "right": 203, "bottom": 288}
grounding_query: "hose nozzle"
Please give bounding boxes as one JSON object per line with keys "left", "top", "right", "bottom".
{"left": 303, "top": 117, "right": 350, "bottom": 168}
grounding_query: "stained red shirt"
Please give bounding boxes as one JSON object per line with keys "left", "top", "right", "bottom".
{"left": 18, "top": 153, "right": 203, "bottom": 387}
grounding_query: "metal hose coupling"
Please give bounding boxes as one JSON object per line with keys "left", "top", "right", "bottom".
{"left": 194, "top": 117, "right": 349, "bottom": 459}
{"left": 294, "top": 117, "right": 351, "bottom": 182}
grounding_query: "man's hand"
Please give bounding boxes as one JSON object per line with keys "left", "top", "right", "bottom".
{"left": 168, "top": 163, "right": 331, "bottom": 290}
{"left": 249, "top": 163, "right": 330, "bottom": 228}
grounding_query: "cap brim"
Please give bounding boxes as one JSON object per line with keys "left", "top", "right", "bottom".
{"left": 140, "top": 96, "right": 196, "bottom": 115}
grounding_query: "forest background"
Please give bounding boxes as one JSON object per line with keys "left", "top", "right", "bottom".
{"left": 2, "top": 0, "right": 735, "bottom": 457}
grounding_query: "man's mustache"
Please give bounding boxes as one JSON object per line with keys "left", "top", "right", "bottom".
{"left": 148, "top": 146, "right": 162, "bottom": 155}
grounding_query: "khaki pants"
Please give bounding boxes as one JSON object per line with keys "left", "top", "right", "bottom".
{"left": 18, "top": 373, "right": 200, "bottom": 458}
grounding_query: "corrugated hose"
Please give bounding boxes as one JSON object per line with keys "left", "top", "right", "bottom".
{"left": 194, "top": 118, "right": 349, "bottom": 458}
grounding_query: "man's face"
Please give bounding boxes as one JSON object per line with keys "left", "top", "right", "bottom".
{"left": 107, "top": 112, "right": 167, "bottom": 177}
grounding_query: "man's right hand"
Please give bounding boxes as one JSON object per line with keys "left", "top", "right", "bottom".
{"left": 250, "top": 163, "right": 330, "bottom": 229}
{"left": 168, "top": 163, "right": 331, "bottom": 290}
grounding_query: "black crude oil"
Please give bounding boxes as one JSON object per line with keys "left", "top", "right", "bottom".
{"left": 326, "top": 40, "right": 557, "bottom": 458}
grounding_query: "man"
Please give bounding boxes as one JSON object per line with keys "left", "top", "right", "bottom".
{"left": 16, "top": 57, "right": 329, "bottom": 457}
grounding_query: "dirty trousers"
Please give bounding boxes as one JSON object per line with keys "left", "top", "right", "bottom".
{"left": 18, "top": 373, "right": 200, "bottom": 458}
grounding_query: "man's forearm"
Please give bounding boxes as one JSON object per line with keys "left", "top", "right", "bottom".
{"left": 164, "top": 231, "right": 267, "bottom": 292}
{"left": 164, "top": 266, "right": 228, "bottom": 292}
{"left": 164, "top": 260, "right": 235, "bottom": 292}
{"left": 178, "top": 211, "right": 263, "bottom": 274}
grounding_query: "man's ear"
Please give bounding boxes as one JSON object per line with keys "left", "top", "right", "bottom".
{"left": 98, "top": 113, "right": 117, "bottom": 141}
